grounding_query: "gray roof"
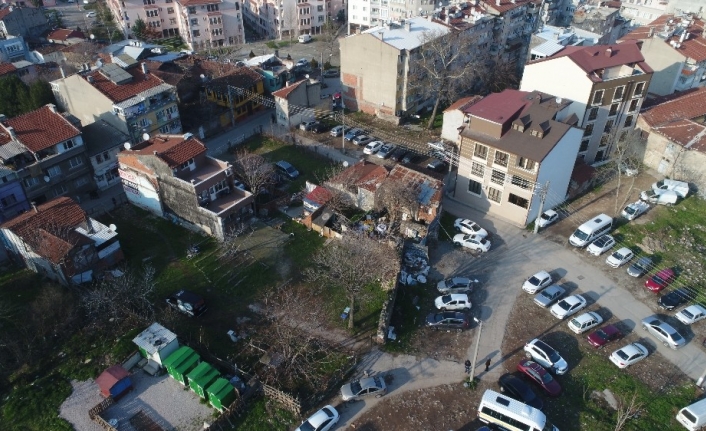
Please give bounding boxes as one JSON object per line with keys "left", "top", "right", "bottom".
{"left": 359, "top": 17, "right": 450, "bottom": 51}
{"left": 81, "top": 121, "right": 129, "bottom": 156}
{"left": 132, "top": 322, "right": 177, "bottom": 356}
{"left": 0, "top": 140, "right": 27, "bottom": 160}
{"left": 531, "top": 41, "right": 565, "bottom": 57}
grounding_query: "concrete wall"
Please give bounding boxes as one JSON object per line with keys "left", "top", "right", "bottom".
{"left": 441, "top": 109, "right": 466, "bottom": 143}
{"left": 638, "top": 38, "right": 684, "bottom": 97}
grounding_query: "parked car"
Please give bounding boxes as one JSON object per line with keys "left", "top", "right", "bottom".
{"left": 675, "top": 304, "right": 706, "bottom": 325}
{"left": 340, "top": 376, "right": 387, "bottom": 401}
{"left": 641, "top": 189, "right": 679, "bottom": 205}
{"left": 311, "top": 122, "right": 329, "bottom": 133}
{"left": 523, "top": 339, "right": 568, "bottom": 375}
{"left": 86, "top": 11, "right": 96, "bottom": 17}
{"left": 363, "top": 141, "right": 384, "bottom": 155}
{"left": 652, "top": 179, "right": 689, "bottom": 197}
{"left": 645, "top": 268, "right": 675, "bottom": 293}
{"left": 299, "top": 120, "right": 320, "bottom": 131}
{"left": 658, "top": 288, "right": 696, "bottom": 310}
{"left": 606, "top": 248, "right": 634, "bottom": 268}
{"left": 330, "top": 125, "right": 348, "bottom": 137}
{"left": 376, "top": 143, "right": 396, "bottom": 159}
{"left": 298, "top": 34, "right": 312, "bottom": 43}
{"left": 426, "top": 158, "right": 447, "bottom": 172}
{"left": 453, "top": 234, "right": 491, "bottom": 253}
{"left": 550, "top": 295, "right": 588, "bottom": 319}
{"left": 534, "top": 284, "right": 566, "bottom": 308}
{"left": 425, "top": 311, "right": 470, "bottom": 331}
{"left": 434, "top": 293, "right": 471, "bottom": 311}
{"left": 166, "top": 290, "right": 207, "bottom": 317}
{"left": 498, "top": 374, "right": 543, "bottom": 410}
{"left": 402, "top": 152, "right": 420, "bottom": 164}
{"left": 437, "top": 277, "right": 478, "bottom": 294}
{"left": 641, "top": 317, "right": 686, "bottom": 349}
{"left": 454, "top": 218, "right": 488, "bottom": 237}
{"left": 516, "top": 359, "right": 562, "bottom": 397}
{"left": 295, "top": 405, "right": 339, "bottom": 431}
{"left": 522, "top": 270, "right": 553, "bottom": 294}
{"left": 586, "top": 324, "right": 622, "bottom": 348}
{"left": 295, "top": 58, "right": 309, "bottom": 68}
{"left": 628, "top": 256, "right": 653, "bottom": 277}
{"left": 275, "top": 160, "right": 299, "bottom": 179}
{"left": 568, "top": 311, "right": 603, "bottom": 334}
{"left": 352, "top": 135, "right": 375, "bottom": 146}
{"left": 322, "top": 68, "right": 340, "bottom": 78}
{"left": 587, "top": 234, "right": 616, "bottom": 256}
{"left": 344, "top": 128, "right": 364, "bottom": 141}
{"left": 609, "top": 343, "right": 649, "bottom": 368}
{"left": 621, "top": 200, "right": 649, "bottom": 221}
{"left": 389, "top": 147, "right": 408, "bottom": 162}
{"left": 537, "top": 209, "right": 559, "bottom": 228}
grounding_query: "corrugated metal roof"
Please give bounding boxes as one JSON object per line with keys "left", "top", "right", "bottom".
{"left": 531, "top": 41, "right": 565, "bottom": 57}
{"left": 132, "top": 322, "right": 177, "bottom": 355}
{"left": 74, "top": 218, "right": 118, "bottom": 246}
{"left": 0, "top": 140, "right": 27, "bottom": 160}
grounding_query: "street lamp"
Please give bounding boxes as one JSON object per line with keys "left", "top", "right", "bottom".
{"left": 469, "top": 317, "right": 483, "bottom": 382}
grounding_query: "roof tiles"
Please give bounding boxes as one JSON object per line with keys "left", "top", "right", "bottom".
{"left": 619, "top": 15, "right": 706, "bottom": 62}
{"left": 85, "top": 65, "right": 167, "bottom": 103}
{"left": 127, "top": 134, "right": 207, "bottom": 168}
{"left": 641, "top": 87, "right": 706, "bottom": 126}
{"left": 0, "top": 105, "right": 81, "bottom": 152}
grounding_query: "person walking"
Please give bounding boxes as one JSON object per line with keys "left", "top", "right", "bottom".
{"left": 485, "top": 358, "right": 491, "bottom": 372}
{"left": 464, "top": 359, "right": 471, "bottom": 374}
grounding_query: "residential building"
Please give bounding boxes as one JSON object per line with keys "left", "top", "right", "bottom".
{"left": 325, "top": 160, "right": 388, "bottom": 211}
{"left": 303, "top": 183, "right": 332, "bottom": 215}
{"left": 0, "top": 197, "right": 124, "bottom": 285}
{"left": 45, "top": 28, "right": 86, "bottom": 45}
{"left": 0, "top": 5, "right": 49, "bottom": 39}
{"left": 479, "top": 0, "right": 542, "bottom": 71}
{"left": 82, "top": 120, "right": 130, "bottom": 191}
{"left": 528, "top": 26, "right": 599, "bottom": 62}
{"left": 385, "top": 164, "right": 442, "bottom": 224}
{"left": 0, "top": 166, "right": 29, "bottom": 222}
{"left": 638, "top": 87, "right": 706, "bottom": 193}
{"left": 273, "top": 78, "right": 321, "bottom": 127}
{"left": 452, "top": 89, "right": 583, "bottom": 227}
{"left": 440, "top": 95, "right": 482, "bottom": 142}
{"left": 107, "top": 0, "right": 244, "bottom": 51}
{"left": 618, "top": 14, "right": 706, "bottom": 97}
{"left": 244, "top": 54, "right": 288, "bottom": 93}
{"left": 51, "top": 62, "right": 182, "bottom": 144}
{"left": 203, "top": 65, "right": 265, "bottom": 124}
{"left": 0, "top": 35, "right": 27, "bottom": 62}
{"left": 243, "top": 0, "right": 337, "bottom": 40}
{"left": 117, "top": 133, "right": 254, "bottom": 240}
{"left": 0, "top": 104, "right": 95, "bottom": 205}
{"left": 520, "top": 41, "right": 653, "bottom": 163}
{"left": 620, "top": 0, "right": 703, "bottom": 27}
{"left": 569, "top": 4, "right": 627, "bottom": 45}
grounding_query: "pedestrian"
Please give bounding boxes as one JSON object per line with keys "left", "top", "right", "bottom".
{"left": 464, "top": 359, "right": 471, "bottom": 374}
{"left": 485, "top": 358, "right": 491, "bottom": 372}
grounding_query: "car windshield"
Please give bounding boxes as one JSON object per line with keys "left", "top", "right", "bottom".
{"left": 441, "top": 295, "right": 452, "bottom": 303}
{"left": 558, "top": 300, "right": 571, "bottom": 311}
{"left": 636, "top": 259, "right": 651, "bottom": 269}
{"left": 541, "top": 372, "right": 554, "bottom": 384}
{"left": 653, "top": 275, "right": 666, "bottom": 285}
{"left": 594, "top": 329, "right": 608, "bottom": 340}
{"left": 614, "top": 252, "right": 625, "bottom": 260}
{"left": 541, "top": 213, "right": 552, "bottom": 220}
{"left": 671, "top": 332, "right": 683, "bottom": 341}
{"left": 573, "top": 229, "right": 589, "bottom": 241}
{"left": 625, "top": 206, "right": 636, "bottom": 215}
{"left": 528, "top": 276, "right": 541, "bottom": 286}
{"left": 349, "top": 381, "right": 362, "bottom": 394}
{"left": 539, "top": 290, "right": 552, "bottom": 299}
{"left": 616, "top": 350, "right": 630, "bottom": 360}
{"left": 683, "top": 310, "right": 695, "bottom": 319}
{"left": 298, "top": 421, "right": 315, "bottom": 431}
{"left": 445, "top": 279, "right": 457, "bottom": 288}
{"left": 595, "top": 237, "right": 608, "bottom": 246}
{"left": 432, "top": 314, "right": 444, "bottom": 322}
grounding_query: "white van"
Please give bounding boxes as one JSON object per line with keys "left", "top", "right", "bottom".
{"left": 569, "top": 213, "right": 613, "bottom": 247}
{"left": 298, "top": 34, "right": 312, "bottom": 43}
{"left": 677, "top": 398, "right": 706, "bottom": 430}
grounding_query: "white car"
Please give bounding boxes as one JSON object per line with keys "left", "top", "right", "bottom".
{"left": 568, "top": 311, "right": 603, "bottom": 334}
{"left": 452, "top": 234, "right": 491, "bottom": 253}
{"left": 550, "top": 295, "right": 588, "bottom": 319}
{"left": 606, "top": 247, "right": 634, "bottom": 268}
{"left": 434, "top": 293, "right": 471, "bottom": 311}
{"left": 453, "top": 218, "right": 488, "bottom": 237}
{"left": 295, "top": 405, "right": 339, "bottom": 431}
{"left": 675, "top": 304, "right": 706, "bottom": 325}
{"left": 86, "top": 11, "right": 97, "bottom": 17}
{"left": 363, "top": 141, "right": 384, "bottom": 155}
{"left": 522, "top": 270, "right": 553, "bottom": 294}
{"left": 587, "top": 234, "right": 616, "bottom": 256}
{"left": 609, "top": 343, "right": 649, "bottom": 369}
{"left": 523, "top": 338, "right": 568, "bottom": 375}
{"left": 537, "top": 209, "right": 559, "bottom": 228}
{"left": 376, "top": 143, "right": 395, "bottom": 158}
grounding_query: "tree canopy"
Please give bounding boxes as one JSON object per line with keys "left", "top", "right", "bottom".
{"left": 0, "top": 76, "right": 55, "bottom": 117}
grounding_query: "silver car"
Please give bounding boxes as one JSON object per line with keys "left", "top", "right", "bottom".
{"left": 534, "top": 284, "right": 566, "bottom": 308}
{"left": 340, "top": 376, "right": 387, "bottom": 401}
{"left": 437, "top": 277, "right": 478, "bottom": 294}
{"left": 641, "top": 317, "right": 686, "bottom": 349}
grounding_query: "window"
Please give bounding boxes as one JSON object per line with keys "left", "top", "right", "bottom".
{"left": 600, "top": 134, "right": 610, "bottom": 147}
{"left": 167, "top": 7, "right": 174, "bottom": 13}
{"left": 583, "top": 123, "right": 594, "bottom": 137}
{"left": 491, "top": 169, "right": 505, "bottom": 186}
{"left": 95, "top": 154, "right": 103, "bottom": 164}
{"left": 579, "top": 139, "right": 589, "bottom": 152}
{"left": 634, "top": 82, "right": 645, "bottom": 97}
{"left": 190, "top": 18, "right": 198, "bottom": 25}
{"left": 592, "top": 90, "right": 604, "bottom": 105}
{"left": 68, "top": 156, "right": 83, "bottom": 168}
{"left": 47, "top": 165, "right": 62, "bottom": 177}
{"left": 63, "top": 139, "right": 75, "bottom": 150}
{"left": 179, "top": 158, "right": 194, "bottom": 170}
{"left": 473, "top": 143, "right": 488, "bottom": 159}
{"left": 146, "top": 9, "right": 158, "bottom": 17}
{"left": 493, "top": 150, "right": 508, "bottom": 167}
{"left": 142, "top": 0, "right": 154, "bottom": 4}
{"left": 188, "top": 6, "right": 196, "bottom": 13}
{"left": 53, "top": 184, "right": 67, "bottom": 197}
{"left": 614, "top": 86, "right": 625, "bottom": 101}
{"left": 609, "top": 103, "right": 619, "bottom": 116}
{"left": 471, "top": 161, "right": 484, "bottom": 178}
{"left": 193, "top": 30, "right": 200, "bottom": 37}
{"left": 206, "top": 3, "right": 219, "bottom": 11}
{"left": 629, "top": 99, "right": 638, "bottom": 112}
{"left": 624, "top": 115, "right": 634, "bottom": 127}
{"left": 24, "top": 177, "right": 40, "bottom": 188}
{"left": 488, "top": 187, "right": 502, "bottom": 203}
{"left": 468, "top": 179, "right": 482, "bottom": 195}
{"left": 511, "top": 175, "right": 531, "bottom": 189}
{"left": 518, "top": 157, "right": 535, "bottom": 171}
{"left": 170, "top": 18, "right": 177, "bottom": 24}
{"left": 588, "top": 107, "right": 598, "bottom": 121}
{"left": 604, "top": 119, "right": 614, "bottom": 133}
{"left": 508, "top": 193, "right": 529, "bottom": 209}
{"left": 0, "top": 194, "right": 17, "bottom": 206}
{"left": 75, "top": 177, "right": 89, "bottom": 187}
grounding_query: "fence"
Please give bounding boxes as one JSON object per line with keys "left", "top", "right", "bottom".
{"left": 263, "top": 383, "right": 302, "bottom": 415}
{"left": 88, "top": 397, "right": 117, "bottom": 431}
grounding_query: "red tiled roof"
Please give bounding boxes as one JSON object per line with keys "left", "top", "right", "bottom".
{"left": 641, "top": 87, "right": 706, "bottom": 126}
{"left": 304, "top": 186, "right": 333, "bottom": 205}
{"left": 651, "top": 119, "right": 706, "bottom": 153}
{"left": 529, "top": 41, "right": 652, "bottom": 78}
{"left": 481, "top": 0, "right": 540, "bottom": 14}
{"left": 466, "top": 89, "right": 529, "bottom": 123}
{"left": 0, "top": 8, "right": 13, "bottom": 20}
{"left": 619, "top": 15, "right": 706, "bottom": 62}
{"left": 329, "top": 161, "right": 389, "bottom": 192}
{"left": 272, "top": 80, "right": 306, "bottom": 99}
{"left": 1, "top": 197, "right": 88, "bottom": 264}
{"left": 0, "top": 62, "right": 16, "bottom": 77}
{"left": 0, "top": 105, "right": 80, "bottom": 152}
{"left": 85, "top": 66, "right": 166, "bottom": 103}
{"left": 208, "top": 65, "right": 263, "bottom": 90}
{"left": 444, "top": 96, "right": 483, "bottom": 113}
{"left": 128, "top": 134, "right": 207, "bottom": 168}
{"left": 47, "top": 28, "right": 85, "bottom": 41}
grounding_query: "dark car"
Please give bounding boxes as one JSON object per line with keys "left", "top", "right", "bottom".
{"left": 658, "top": 288, "right": 696, "bottom": 310}
{"left": 389, "top": 147, "right": 408, "bottom": 162}
{"left": 344, "top": 128, "right": 364, "bottom": 141}
{"left": 645, "top": 267, "right": 675, "bottom": 293}
{"left": 322, "top": 68, "right": 340, "bottom": 78}
{"left": 498, "top": 374, "right": 543, "bottom": 410}
{"left": 166, "top": 290, "right": 207, "bottom": 317}
{"left": 586, "top": 324, "right": 622, "bottom": 348}
{"left": 516, "top": 359, "right": 561, "bottom": 397}
{"left": 426, "top": 158, "right": 448, "bottom": 172}
{"left": 402, "top": 152, "right": 421, "bottom": 164}
{"left": 352, "top": 134, "right": 375, "bottom": 146}
{"left": 627, "top": 256, "right": 653, "bottom": 277}
{"left": 425, "top": 311, "right": 470, "bottom": 332}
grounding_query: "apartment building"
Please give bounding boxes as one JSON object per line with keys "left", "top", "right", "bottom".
{"left": 480, "top": 0, "right": 542, "bottom": 70}
{"left": 618, "top": 14, "right": 706, "bottom": 97}
{"left": 620, "top": 0, "right": 703, "bottom": 26}
{"left": 81, "top": 120, "right": 130, "bottom": 191}
{"left": 0, "top": 104, "right": 95, "bottom": 205}
{"left": 570, "top": 4, "right": 627, "bottom": 44}
{"left": 117, "top": 133, "right": 254, "bottom": 240}
{"left": 0, "top": 167, "right": 29, "bottom": 223}
{"left": 0, "top": 4, "right": 48, "bottom": 39}
{"left": 243, "top": 0, "right": 335, "bottom": 40}
{"left": 107, "top": 0, "right": 244, "bottom": 50}
{"left": 520, "top": 42, "right": 653, "bottom": 163}
{"left": 51, "top": 62, "right": 182, "bottom": 144}
{"left": 452, "top": 90, "right": 583, "bottom": 227}
{"left": 0, "top": 35, "right": 27, "bottom": 62}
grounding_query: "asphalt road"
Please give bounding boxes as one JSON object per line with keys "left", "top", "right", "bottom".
{"left": 47, "top": 1, "right": 97, "bottom": 33}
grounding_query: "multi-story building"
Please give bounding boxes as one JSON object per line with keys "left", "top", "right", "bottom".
{"left": 618, "top": 14, "right": 706, "bottom": 97}
{"left": 0, "top": 166, "right": 29, "bottom": 222}
{"left": 570, "top": 4, "right": 627, "bottom": 45}
{"left": 0, "top": 104, "right": 95, "bottom": 205}
{"left": 204, "top": 65, "right": 265, "bottom": 122}
{"left": 51, "top": 62, "right": 182, "bottom": 144}
{"left": 0, "top": 4, "right": 48, "bottom": 39}
{"left": 107, "top": 0, "right": 244, "bottom": 51}
{"left": 0, "top": 35, "right": 26, "bottom": 62}
{"left": 117, "top": 133, "right": 254, "bottom": 240}
{"left": 620, "top": 0, "right": 703, "bottom": 27}
{"left": 81, "top": 120, "right": 130, "bottom": 191}
{"left": 452, "top": 89, "right": 583, "bottom": 227}
{"left": 243, "top": 0, "right": 333, "bottom": 40}
{"left": 520, "top": 42, "right": 653, "bottom": 163}
{"left": 480, "top": 0, "right": 541, "bottom": 70}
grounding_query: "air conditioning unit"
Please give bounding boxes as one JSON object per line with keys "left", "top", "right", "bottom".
{"left": 225, "top": 168, "right": 233, "bottom": 176}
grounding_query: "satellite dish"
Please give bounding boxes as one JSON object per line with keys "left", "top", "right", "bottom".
{"left": 109, "top": 224, "right": 117, "bottom": 232}
{"left": 305, "top": 74, "right": 309, "bottom": 79}
{"left": 124, "top": 142, "right": 132, "bottom": 150}
{"left": 342, "top": 161, "right": 349, "bottom": 167}
{"left": 43, "top": 176, "right": 50, "bottom": 183}
{"left": 142, "top": 133, "right": 150, "bottom": 141}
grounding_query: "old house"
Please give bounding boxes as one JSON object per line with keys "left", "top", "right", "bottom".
{"left": 273, "top": 78, "right": 321, "bottom": 128}
{"left": 45, "top": 28, "right": 85, "bottom": 45}
{"left": 385, "top": 164, "right": 443, "bottom": 224}
{"left": 325, "top": 161, "right": 389, "bottom": 211}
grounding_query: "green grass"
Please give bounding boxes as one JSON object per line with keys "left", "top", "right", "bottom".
{"left": 280, "top": 219, "right": 325, "bottom": 270}
{"left": 323, "top": 282, "right": 389, "bottom": 333}
{"left": 2, "top": 373, "right": 74, "bottom": 431}
{"left": 381, "top": 282, "right": 431, "bottom": 354}
{"left": 230, "top": 397, "right": 297, "bottom": 431}
{"left": 438, "top": 211, "right": 456, "bottom": 241}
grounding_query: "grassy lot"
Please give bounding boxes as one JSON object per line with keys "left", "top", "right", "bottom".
{"left": 381, "top": 282, "right": 432, "bottom": 354}
{"left": 229, "top": 398, "right": 296, "bottom": 431}
{"left": 265, "top": 41, "right": 293, "bottom": 49}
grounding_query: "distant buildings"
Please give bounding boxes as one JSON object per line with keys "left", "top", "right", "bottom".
{"left": 0, "top": 4, "right": 49, "bottom": 39}
{"left": 243, "top": 0, "right": 343, "bottom": 40}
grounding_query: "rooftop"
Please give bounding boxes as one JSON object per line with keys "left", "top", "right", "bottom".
{"left": 359, "top": 16, "right": 451, "bottom": 51}
{"left": 328, "top": 161, "right": 389, "bottom": 192}
{"left": 0, "top": 104, "right": 80, "bottom": 153}
{"left": 444, "top": 95, "right": 483, "bottom": 113}
{"left": 127, "top": 134, "right": 206, "bottom": 168}
{"left": 272, "top": 79, "right": 306, "bottom": 99}
{"left": 619, "top": 14, "right": 706, "bottom": 62}
{"left": 46, "top": 28, "right": 85, "bottom": 41}
{"left": 84, "top": 64, "right": 167, "bottom": 103}
{"left": 387, "top": 164, "right": 442, "bottom": 206}
{"left": 641, "top": 87, "right": 706, "bottom": 126}
{"left": 81, "top": 120, "right": 130, "bottom": 156}
{"left": 651, "top": 119, "right": 706, "bottom": 153}
{"left": 132, "top": 322, "right": 177, "bottom": 355}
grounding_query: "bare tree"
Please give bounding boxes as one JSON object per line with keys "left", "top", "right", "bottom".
{"left": 305, "top": 233, "right": 399, "bottom": 329}
{"left": 477, "top": 57, "right": 521, "bottom": 94}
{"left": 319, "top": 19, "right": 340, "bottom": 62}
{"left": 614, "top": 392, "right": 644, "bottom": 431}
{"left": 232, "top": 150, "right": 277, "bottom": 213}
{"left": 603, "top": 128, "right": 646, "bottom": 214}
{"left": 375, "top": 178, "right": 420, "bottom": 226}
{"left": 313, "top": 164, "right": 357, "bottom": 221}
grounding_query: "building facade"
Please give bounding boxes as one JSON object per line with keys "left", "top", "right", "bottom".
{"left": 243, "top": 0, "right": 342, "bottom": 40}
{"left": 273, "top": 78, "right": 321, "bottom": 127}
{"left": 520, "top": 42, "right": 653, "bottom": 163}
{"left": 81, "top": 120, "right": 130, "bottom": 191}
{"left": 0, "top": 167, "right": 29, "bottom": 222}
{"left": 620, "top": 0, "right": 703, "bottom": 27}
{"left": 0, "top": 5, "right": 49, "bottom": 39}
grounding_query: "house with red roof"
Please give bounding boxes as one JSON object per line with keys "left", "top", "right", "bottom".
{"left": 385, "top": 164, "right": 443, "bottom": 224}
{"left": 618, "top": 14, "right": 706, "bottom": 97}
{"left": 0, "top": 196, "right": 123, "bottom": 285}
{"left": 117, "top": 133, "right": 253, "bottom": 240}
{"left": 0, "top": 104, "right": 95, "bottom": 205}
{"left": 520, "top": 41, "right": 653, "bottom": 163}
{"left": 51, "top": 62, "right": 182, "bottom": 144}
{"left": 325, "top": 161, "right": 389, "bottom": 211}
{"left": 638, "top": 87, "right": 706, "bottom": 193}
{"left": 272, "top": 78, "right": 321, "bottom": 128}
{"left": 45, "top": 28, "right": 85, "bottom": 45}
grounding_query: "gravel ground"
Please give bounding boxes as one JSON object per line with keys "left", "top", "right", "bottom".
{"left": 60, "top": 372, "right": 215, "bottom": 431}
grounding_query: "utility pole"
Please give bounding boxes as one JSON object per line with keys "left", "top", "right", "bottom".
{"left": 469, "top": 317, "right": 483, "bottom": 382}
{"left": 341, "top": 102, "right": 345, "bottom": 154}
{"left": 533, "top": 180, "right": 550, "bottom": 234}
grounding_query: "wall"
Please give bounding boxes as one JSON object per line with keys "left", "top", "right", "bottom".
{"left": 0, "top": 227, "right": 67, "bottom": 285}
{"left": 0, "top": 178, "right": 29, "bottom": 222}
{"left": 118, "top": 162, "right": 163, "bottom": 216}
{"left": 441, "top": 109, "right": 465, "bottom": 143}
{"left": 637, "top": 37, "right": 684, "bottom": 97}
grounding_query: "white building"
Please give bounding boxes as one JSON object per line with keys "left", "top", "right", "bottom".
{"left": 243, "top": 0, "right": 341, "bottom": 40}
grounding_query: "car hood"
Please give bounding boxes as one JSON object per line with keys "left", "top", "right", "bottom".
{"left": 553, "top": 358, "right": 568, "bottom": 373}
{"left": 340, "top": 384, "right": 355, "bottom": 400}
{"left": 534, "top": 296, "right": 552, "bottom": 306}
{"left": 544, "top": 378, "right": 562, "bottom": 397}
{"left": 433, "top": 297, "right": 445, "bottom": 308}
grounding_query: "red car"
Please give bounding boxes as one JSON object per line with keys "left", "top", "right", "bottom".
{"left": 516, "top": 359, "right": 561, "bottom": 397}
{"left": 587, "top": 324, "right": 622, "bottom": 348}
{"left": 645, "top": 268, "right": 675, "bottom": 293}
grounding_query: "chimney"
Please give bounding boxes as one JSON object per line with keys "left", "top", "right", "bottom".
{"left": 275, "top": 49, "right": 279, "bottom": 57}
{"left": 0, "top": 114, "right": 6, "bottom": 122}
{"left": 495, "top": 0, "right": 500, "bottom": 5}
{"left": 445, "top": 14, "right": 450, "bottom": 24}
{"left": 87, "top": 75, "right": 94, "bottom": 83}
{"left": 605, "top": 47, "right": 612, "bottom": 57}
{"left": 141, "top": 62, "right": 148, "bottom": 74}
{"left": 405, "top": 20, "right": 412, "bottom": 32}
{"left": 47, "top": 104, "right": 57, "bottom": 113}
{"left": 648, "top": 26, "right": 654, "bottom": 38}
{"left": 31, "top": 202, "right": 37, "bottom": 213}
{"left": 7, "top": 126, "right": 16, "bottom": 139}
